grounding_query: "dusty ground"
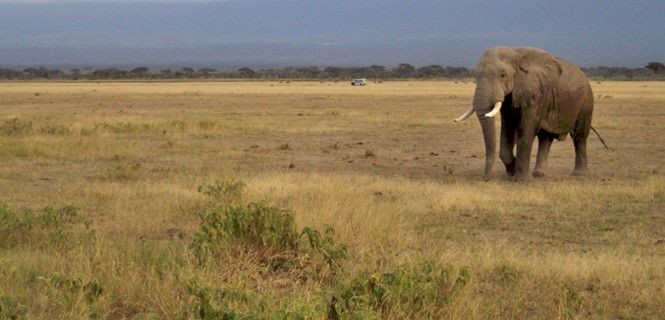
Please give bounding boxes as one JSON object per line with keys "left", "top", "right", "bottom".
{"left": 0, "top": 80, "right": 663, "bottom": 319}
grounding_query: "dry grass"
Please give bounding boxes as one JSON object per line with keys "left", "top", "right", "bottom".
{"left": 0, "top": 80, "right": 664, "bottom": 319}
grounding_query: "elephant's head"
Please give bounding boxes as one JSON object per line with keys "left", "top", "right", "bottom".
{"left": 454, "top": 47, "right": 562, "bottom": 179}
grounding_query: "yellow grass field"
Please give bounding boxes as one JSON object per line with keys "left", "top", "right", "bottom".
{"left": 1, "top": 80, "right": 664, "bottom": 319}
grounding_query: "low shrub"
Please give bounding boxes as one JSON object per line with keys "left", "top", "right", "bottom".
{"left": 190, "top": 202, "right": 347, "bottom": 279}
{"left": 301, "top": 226, "right": 348, "bottom": 273}
{"left": 331, "top": 261, "right": 470, "bottom": 319}
{"left": 191, "top": 202, "right": 299, "bottom": 262}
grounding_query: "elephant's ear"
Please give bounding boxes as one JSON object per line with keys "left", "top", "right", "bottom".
{"left": 513, "top": 51, "right": 562, "bottom": 108}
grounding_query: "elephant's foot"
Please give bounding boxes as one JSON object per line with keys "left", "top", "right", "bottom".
{"left": 504, "top": 162, "right": 516, "bottom": 176}
{"left": 532, "top": 170, "right": 546, "bottom": 178}
{"left": 511, "top": 172, "right": 529, "bottom": 182}
{"left": 571, "top": 168, "right": 589, "bottom": 176}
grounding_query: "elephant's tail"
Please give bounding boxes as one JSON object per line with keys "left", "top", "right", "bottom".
{"left": 590, "top": 126, "right": 610, "bottom": 149}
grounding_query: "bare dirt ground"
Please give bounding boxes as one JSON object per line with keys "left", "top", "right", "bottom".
{"left": 0, "top": 80, "right": 663, "bottom": 319}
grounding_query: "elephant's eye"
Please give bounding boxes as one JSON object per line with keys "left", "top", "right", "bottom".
{"left": 500, "top": 73, "right": 507, "bottom": 78}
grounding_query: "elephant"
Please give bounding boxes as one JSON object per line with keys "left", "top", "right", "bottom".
{"left": 454, "top": 46, "right": 594, "bottom": 181}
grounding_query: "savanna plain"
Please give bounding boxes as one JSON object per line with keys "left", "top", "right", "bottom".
{"left": 0, "top": 80, "right": 663, "bottom": 319}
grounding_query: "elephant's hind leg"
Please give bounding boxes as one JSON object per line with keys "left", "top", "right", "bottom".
{"left": 533, "top": 131, "right": 555, "bottom": 177}
{"left": 572, "top": 137, "right": 589, "bottom": 175}
{"left": 571, "top": 110, "right": 592, "bottom": 175}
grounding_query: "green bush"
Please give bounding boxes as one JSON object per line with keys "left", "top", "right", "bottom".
{"left": 331, "top": 261, "right": 470, "bottom": 319}
{"left": 192, "top": 202, "right": 298, "bottom": 258}
{"left": 190, "top": 202, "right": 347, "bottom": 278}
{"left": 301, "top": 226, "right": 348, "bottom": 272}
{"left": 190, "top": 202, "right": 299, "bottom": 264}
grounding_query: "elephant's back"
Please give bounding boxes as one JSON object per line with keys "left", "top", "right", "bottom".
{"left": 558, "top": 59, "right": 590, "bottom": 92}
{"left": 539, "top": 59, "right": 593, "bottom": 134}
{"left": 558, "top": 58, "right": 594, "bottom": 111}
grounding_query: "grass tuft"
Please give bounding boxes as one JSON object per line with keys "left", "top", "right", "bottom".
{"left": 0, "top": 118, "right": 32, "bottom": 136}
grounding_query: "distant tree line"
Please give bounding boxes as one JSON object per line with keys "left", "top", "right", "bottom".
{"left": 582, "top": 62, "right": 665, "bottom": 80}
{"left": 1, "top": 62, "right": 664, "bottom": 80}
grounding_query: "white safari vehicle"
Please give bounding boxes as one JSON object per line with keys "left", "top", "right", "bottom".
{"left": 351, "top": 78, "right": 367, "bottom": 86}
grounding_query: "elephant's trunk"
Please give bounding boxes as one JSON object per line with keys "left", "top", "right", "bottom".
{"left": 472, "top": 82, "right": 502, "bottom": 180}
{"left": 477, "top": 112, "right": 496, "bottom": 180}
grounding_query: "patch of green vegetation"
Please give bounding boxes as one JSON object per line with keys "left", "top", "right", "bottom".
{"left": 301, "top": 225, "right": 348, "bottom": 274}
{"left": 331, "top": 261, "right": 470, "bottom": 319}
{"left": 190, "top": 202, "right": 347, "bottom": 279}
{"left": 191, "top": 202, "right": 299, "bottom": 263}
{"left": 0, "top": 202, "right": 85, "bottom": 249}
{"left": 181, "top": 281, "right": 325, "bottom": 320}
{"left": 38, "top": 274, "right": 103, "bottom": 318}
{"left": 197, "top": 177, "right": 245, "bottom": 204}
{"left": 0, "top": 295, "right": 25, "bottom": 320}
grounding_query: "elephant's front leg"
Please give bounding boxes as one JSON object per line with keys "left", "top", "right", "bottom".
{"left": 533, "top": 132, "right": 553, "bottom": 177}
{"left": 499, "top": 117, "right": 517, "bottom": 176}
{"left": 514, "top": 122, "right": 537, "bottom": 181}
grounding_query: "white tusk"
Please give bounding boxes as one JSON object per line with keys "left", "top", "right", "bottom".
{"left": 453, "top": 106, "right": 475, "bottom": 122}
{"left": 484, "top": 101, "right": 503, "bottom": 118}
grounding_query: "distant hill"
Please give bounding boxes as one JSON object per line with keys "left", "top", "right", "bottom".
{"left": 0, "top": 0, "right": 663, "bottom": 68}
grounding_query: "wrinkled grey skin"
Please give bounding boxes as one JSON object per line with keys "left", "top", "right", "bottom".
{"left": 470, "top": 47, "right": 594, "bottom": 181}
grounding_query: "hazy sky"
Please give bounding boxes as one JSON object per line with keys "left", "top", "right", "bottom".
{"left": 0, "top": 0, "right": 663, "bottom": 67}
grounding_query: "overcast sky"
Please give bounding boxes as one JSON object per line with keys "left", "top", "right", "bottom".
{"left": 0, "top": 0, "right": 663, "bottom": 68}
